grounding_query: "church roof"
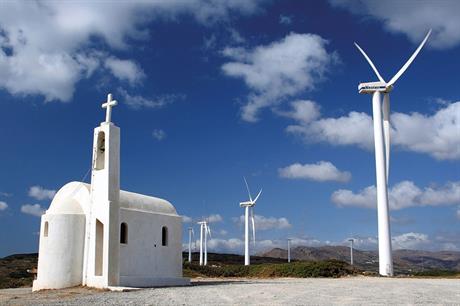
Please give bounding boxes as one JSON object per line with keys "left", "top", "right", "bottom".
{"left": 47, "top": 182, "right": 178, "bottom": 216}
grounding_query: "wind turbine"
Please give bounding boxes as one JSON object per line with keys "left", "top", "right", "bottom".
{"left": 188, "top": 227, "right": 195, "bottom": 263}
{"left": 197, "top": 219, "right": 211, "bottom": 266}
{"left": 239, "top": 177, "right": 262, "bottom": 266}
{"left": 287, "top": 238, "right": 293, "bottom": 263}
{"left": 355, "top": 29, "right": 431, "bottom": 276}
{"left": 348, "top": 238, "right": 354, "bottom": 266}
{"left": 204, "top": 221, "right": 211, "bottom": 266}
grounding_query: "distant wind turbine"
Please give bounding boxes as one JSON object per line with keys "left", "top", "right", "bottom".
{"left": 197, "top": 219, "right": 211, "bottom": 266}
{"left": 287, "top": 238, "right": 293, "bottom": 263}
{"left": 355, "top": 29, "right": 431, "bottom": 276}
{"left": 348, "top": 238, "right": 354, "bottom": 266}
{"left": 188, "top": 227, "right": 195, "bottom": 263}
{"left": 239, "top": 177, "right": 262, "bottom": 266}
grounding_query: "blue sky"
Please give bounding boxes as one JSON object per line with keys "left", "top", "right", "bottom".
{"left": 0, "top": 0, "right": 459, "bottom": 257}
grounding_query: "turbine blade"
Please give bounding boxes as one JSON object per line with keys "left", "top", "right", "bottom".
{"left": 207, "top": 225, "right": 211, "bottom": 238}
{"left": 253, "top": 189, "right": 262, "bottom": 203}
{"left": 251, "top": 208, "right": 256, "bottom": 247}
{"left": 388, "top": 29, "right": 432, "bottom": 86}
{"left": 354, "top": 42, "right": 386, "bottom": 83}
{"left": 243, "top": 176, "right": 253, "bottom": 202}
{"left": 383, "top": 93, "right": 391, "bottom": 181}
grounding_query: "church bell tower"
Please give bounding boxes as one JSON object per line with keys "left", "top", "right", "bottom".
{"left": 86, "top": 93, "right": 120, "bottom": 287}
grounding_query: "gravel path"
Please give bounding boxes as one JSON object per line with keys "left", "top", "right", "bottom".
{"left": 1, "top": 277, "right": 459, "bottom": 305}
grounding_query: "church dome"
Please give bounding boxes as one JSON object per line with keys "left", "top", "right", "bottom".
{"left": 47, "top": 182, "right": 91, "bottom": 215}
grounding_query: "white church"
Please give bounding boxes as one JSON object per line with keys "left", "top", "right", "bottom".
{"left": 33, "top": 94, "right": 189, "bottom": 291}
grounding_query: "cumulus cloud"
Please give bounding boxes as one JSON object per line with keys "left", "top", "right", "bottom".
{"left": 234, "top": 214, "right": 291, "bottom": 230}
{"left": 330, "top": 0, "right": 460, "bottom": 49}
{"left": 0, "top": 1, "right": 266, "bottom": 102}
{"left": 391, "top": 102, "right": 460, "bottom": 160}
{"left": 28, "top": 186, "right": 56, "bottom": 201}
{"left": 118, "top": 88, "right": 184, "bottom": 110}
{"left": 286, "top": 100, "right": 460, "bottom": 160}
{"left": 285, "top": 100, "right": 374, "bottom": 149}
{"left": 222, "top": 33, "right": 338, "bottom": 122}
{"left": 207, "top": 214, "right": 223, "bottom": 223}
{"left": 392, "top": 232, "right": 430, "bottom": 250}
{"left": 332, "top": 180, "right": 460, "bottom": 210}
{"left": 104, "top": 57, "right": 145, "bottom": 85}
{"left": 279, "top": 161, "right": 351, "bottom": 183}
{"left": 181, "top": 215, "right": 192, "bottom": 223}
{"left": 0, "top": 201, "right": 7, "bottom": 211}
{"left": 21, "top": 204, "right": 45, "bottom": 217}
{"left": 347, "top": 233, "right": 432, "bottom": 250}
{"left": 152, "top": 129, "right": 166, "bottom": 141}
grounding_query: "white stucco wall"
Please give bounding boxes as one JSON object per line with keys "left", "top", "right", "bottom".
{"left": 33, "top": 213, "right": 86, "bottom": 290}
{"left": 119, "top": 208, "right": 183, "bottom": 282}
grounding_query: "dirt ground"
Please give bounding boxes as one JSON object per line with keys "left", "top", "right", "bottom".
{"left": 0, "top": 277, "right": 459, "bottom": 305}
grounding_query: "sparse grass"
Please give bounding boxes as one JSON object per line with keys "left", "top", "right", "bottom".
{"left": 184, "top": 259, "right": 357, "bottom": 278}
{"left": 412, "top": 270, "right": 460, "bottom": 278}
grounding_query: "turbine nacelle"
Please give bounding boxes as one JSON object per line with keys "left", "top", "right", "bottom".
{"left": 358, "top": 82, "right": 393, "bottom": 94}
{"left": 240, "top": 201, "right": 255, "bottom": 207}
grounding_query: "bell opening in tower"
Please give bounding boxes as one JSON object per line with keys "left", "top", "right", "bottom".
{"left": 95, "top": 131, "right": 105, "bottom": 170}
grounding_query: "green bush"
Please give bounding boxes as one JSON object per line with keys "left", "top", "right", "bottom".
{"left": 184, "top": 260, "right": 355, "bottom": 278}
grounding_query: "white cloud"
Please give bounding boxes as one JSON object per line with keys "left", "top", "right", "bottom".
{"left": 0, "top": 201, "right": 7, "bottom": 211}
{"left": 152, "top": 129, "right": 166, "bottom": 141}
{"left": 279, "top": 161, "right": 351, "bottom": 183}
{"left": 21, "top": 204, "right": 45, "bottom": 217}
{"left": 332, "top": 180, "right": 460, "bottom": 210}
{"left": 286, "top": 101, "right": 460, "bottom": 160}
{"left": 234, "top": 214, "right": 291, "bottom": 230}
{"left": 118, "top": 88, "right": 184, "bottom": 110}
{"left": 279, "top": 15, "right": 293, "bottom": 25}
{"left": 104, "top": 57, "right": 145, "bottom": 85}
{"left": 285, "top": 100, "right": 374, "bottom": 149}
{"left": 391, "top": 102, "right": 460, "bottom": 160}
{"left": 392, "top": 232, "right": 430, "bottom": 250}
{"left": 219, "top": 229, "right": 228, "bottom": 236}
{"left": 222, "top": 33, "right": 337, "bottom": 122}
{"left": 28, "top": 186, "right": 56, "bottom": 201}
{"left": 207, "top": 214, "right": 223, "bottom": 223}
{"left": 181, "top": 215, "right": 192, "bottom": 223}
{"left": 457, "top": 207, "right": 460, "bottom": 220}
{"left": 347, "top": 233, "right": 431, "bottom": 250}
{"left": 330, "top": 0, "right": 460, "bottom": 49}
{"left": 0, "top": 1, "right": 266, "bottom": 102}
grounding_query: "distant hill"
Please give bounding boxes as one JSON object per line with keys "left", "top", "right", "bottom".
{"left": 0, "top": 253, "right": 37, "bottom": 289}
{"left": 260, "top": 246, "right": 460, "bottom": 273}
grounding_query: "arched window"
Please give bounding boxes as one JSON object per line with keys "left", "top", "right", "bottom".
{"left": 94, "top": 131, "right": 105, "bottom": 170}
{"left": 120, "top": 222, "right": 128, "bottom": 244}
{"left": 162, "top": 226, "right": 168, "bottom": 246}
{"left": 44, "top": 221, "right": 49, "bottom": 237}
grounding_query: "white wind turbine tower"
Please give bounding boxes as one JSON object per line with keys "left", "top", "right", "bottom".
{"left": 197, "top": 219, "right": 211, "bottom": 266}
{"left": 204, "top": 221, "right": 211, "bottom": 266}
{"left": 348, "top": 238, "right": 354, "bottom": 266}
{"left": 188, "top": 227, "right": 195, "bottom": 263}
{"left": 287, "top": 238, "right": 293, "bottom": 263}
{"left": 239, "top": 177, "right": 262, "bottom": 266}
{"left": 355, "top": 29, "right": 431, "bottom": 276}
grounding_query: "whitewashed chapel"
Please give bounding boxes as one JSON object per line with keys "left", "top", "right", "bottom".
{"left": 33, "top": 94, "right": 188, "bottom": 291}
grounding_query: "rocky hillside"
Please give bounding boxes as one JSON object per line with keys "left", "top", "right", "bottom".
{"left": 261, "top": 246, "right": 460, "bottom": 273}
